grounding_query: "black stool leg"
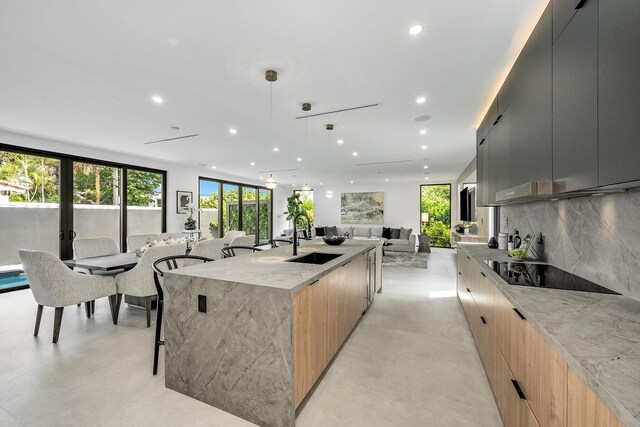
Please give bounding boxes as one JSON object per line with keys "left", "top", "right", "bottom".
{"left": 145, "top": 296, "right": 152, "bottom": 328}
{"left": 153, "top": 298, "right": 164, "bottom": 375}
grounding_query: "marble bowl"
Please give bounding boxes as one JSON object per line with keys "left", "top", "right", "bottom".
{"left": 323, "top": 236, "right": 346, "bottom": 246}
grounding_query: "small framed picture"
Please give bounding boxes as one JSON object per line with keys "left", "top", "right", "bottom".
{"left": 176, "top": 191, "right": 193, "bottom": 214}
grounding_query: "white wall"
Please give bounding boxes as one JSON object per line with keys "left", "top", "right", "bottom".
{"left": 0, "top": 129, "right": 262, "bottom": 232}
{"left": 274, "top": 181, "right": 458, "bottom": 236}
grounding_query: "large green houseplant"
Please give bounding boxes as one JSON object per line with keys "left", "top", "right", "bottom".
{"left": 284, "top": 193, "right": 312, "bottom": 228}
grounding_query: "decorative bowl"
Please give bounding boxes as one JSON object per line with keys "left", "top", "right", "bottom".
{"left": 323, "top": 236, "right": 346, "bottom": 246}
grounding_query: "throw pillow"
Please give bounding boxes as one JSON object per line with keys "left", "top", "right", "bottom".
{"left": 325, "top": 226, "right": 338, "bottom": 237}
{"left": 315, "top": 226, "right": 326, "bottom": 237}
{"left": 399, "top": 227, "right": 412, "bottom": 240}
{"left": 370, "top": 227, "right": 383, "bottom": 237}
{"left": 390, "top": 228, "right": 401, "bottom": 239}
{"left": 382, "top": 227, "right": 391, "bottom": 239}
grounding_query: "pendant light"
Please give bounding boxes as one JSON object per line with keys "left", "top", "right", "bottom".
{"left": 265, "top": 69, "right": 278, "bottom": 189}
{"left": 325, "top": 124, "right": 334, "bottom": 198}
{"left": 301, "top": 102, "right": 312, "bottom": 196}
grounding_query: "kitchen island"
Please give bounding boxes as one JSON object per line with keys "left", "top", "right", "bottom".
{"left": 162, "top": 239, "right": 383, "bottom": 427}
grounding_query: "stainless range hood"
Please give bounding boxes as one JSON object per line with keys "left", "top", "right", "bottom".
{"left": 495, "top": 181, "right": 554, "bottom": 203}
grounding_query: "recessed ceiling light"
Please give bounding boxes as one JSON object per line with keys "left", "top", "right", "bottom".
{"left": 420, "top": 129, "right": 427, "bottom": 135}
{"left": 350, "top": 180, "right": 354, "bottom": 184}
{"left": 297, "top": 157, "right": 302, "bottom": 162}
{"left": 337, "top": 139, "right": 344, "bottom": 144}
{"left": 352, "top": 152, "right": 358, "bottom": 156}
{"left": 229, "top": 128, "right": 237, "bottom": 135}
{"left": 421, "top": 145, "right": 427, "bottom": 150}
{"left": 250, "top": 162, "right": 255, "bottom": 166}
{"left": 385, "top": 178, "right": 389, "bottom": 182}
{"left": 424, "top": 165, "right": 429, "bottom": 169}
{"left": 152, "top": 95, "right": 164, "bottom": 104}
{"left": 260, "top": 176, "right": 264, "bottom": 180}
{"left": 424, "top": 176, "right": 430, "bottom": 180}
{"left": 273, "top": 147, "right": 279, "bottom": 152}
{"left": 408, "top": 25, "right": 423, "bottom": 36}
{"left": 211, "top": 166, "right": 217, "bottom": 169}
{"left": 320, "top": 182, "right": 324, "bottom": 185}
{"left": 416, "top": 96, "right": 426, "bottom": 104}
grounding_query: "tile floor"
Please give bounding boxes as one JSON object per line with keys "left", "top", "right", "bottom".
{"left": 0, "top": 248, "right": 502, "bottom": 426}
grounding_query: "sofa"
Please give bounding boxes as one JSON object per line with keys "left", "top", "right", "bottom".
{"left": 282, "top": 225, "right": 417, "bottom": 253}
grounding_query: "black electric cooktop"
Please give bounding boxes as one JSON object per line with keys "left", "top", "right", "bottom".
{"left": 482, "top": 260, "right": 620, "bottom": 295}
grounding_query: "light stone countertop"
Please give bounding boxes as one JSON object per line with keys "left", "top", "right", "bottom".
{"left": 170, "top": 239, "right": 379, "bottom": 293}
{"left": 459, "top": 243, "right": 640, "bottom": 426}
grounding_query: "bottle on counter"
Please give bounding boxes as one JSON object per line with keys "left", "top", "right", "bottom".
{"left": 498, "top": 232, "right": 508, "bottom": 250}
{"left": 507, "top": 235, "right": 514, "bottom": 251}
{"left": 514, "top": 229, "right": 522, "bottom": 249}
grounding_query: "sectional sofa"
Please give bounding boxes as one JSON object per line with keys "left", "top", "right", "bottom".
{"left": 283, "top": 225, "right": 417, "bottom": 253}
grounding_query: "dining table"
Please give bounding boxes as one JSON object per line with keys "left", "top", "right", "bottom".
{"left": 63, "top": 252, "right": 140, "bottom": 274}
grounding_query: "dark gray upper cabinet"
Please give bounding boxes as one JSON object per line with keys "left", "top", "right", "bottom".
{"left": 488, "top": 98, "right": 499, "bottom": 128}
{"left": 552, "top": 0, "right": 598, "bottom": 192}
{"left": 491, "top": 107, "right": 511, "bottom": 195}
{"left": 507, "top": 4, "right": 553, "bottom": 188}
{"left": 598, "top": 0, "right": 640, "bottom": 186}
{"left": 477, "top": 132, "right": 490, "bottom": 207}
{"left": 553, "top": 0, "right": 585, "bottom": 41}
{"left": 497, "top": 77, "right": 510, "bottom": 115}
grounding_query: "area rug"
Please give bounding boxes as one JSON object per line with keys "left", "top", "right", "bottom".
{"left": 382, "top": 252, "right": 428, "bottom": 269}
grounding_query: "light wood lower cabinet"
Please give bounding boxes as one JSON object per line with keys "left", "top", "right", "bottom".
{"left": 567, "top": 369, "right": 624, "bottom": 427}
{"left": 457, "top": 248, "right": 622, "bottom": 427}
{"left": 294, "top": 253, "right": 369, "bottom": 407}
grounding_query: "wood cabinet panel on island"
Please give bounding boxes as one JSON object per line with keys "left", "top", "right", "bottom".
{"left": 456, "top": 247, "right": 624, "bottom": 427}
{"left": 294, "top": 252, "right": 369, "bottom": 407}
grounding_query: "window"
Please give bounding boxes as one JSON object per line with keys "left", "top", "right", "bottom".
{"left": 420, "top": 184, "right": 451, "bottom": 248}
{"left": 198, "top": 177, "right": 272, "bottom": 243}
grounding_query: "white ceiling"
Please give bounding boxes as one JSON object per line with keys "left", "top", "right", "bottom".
{"left": 0, "top": 0, "right": 548, "bottom": 186}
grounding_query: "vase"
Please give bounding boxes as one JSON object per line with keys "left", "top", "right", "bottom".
{"left": 184, "top": 220, "right": 197, "bottom": 230}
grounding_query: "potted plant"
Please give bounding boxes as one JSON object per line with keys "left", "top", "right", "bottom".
{"left": 184, "top": 203, "right": 199, "bottom": 230}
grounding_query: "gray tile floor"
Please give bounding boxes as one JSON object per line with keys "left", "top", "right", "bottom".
{"left": 0, "top": 248, "right": 501, "bottom": 426}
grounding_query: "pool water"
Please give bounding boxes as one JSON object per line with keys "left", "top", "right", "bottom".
{"left": 0, "top": 271, "right": 29, "bottom": 292}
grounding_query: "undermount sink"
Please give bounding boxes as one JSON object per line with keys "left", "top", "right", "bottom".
{"left": 286, "top": 252, "right": 342, "bottom": 265}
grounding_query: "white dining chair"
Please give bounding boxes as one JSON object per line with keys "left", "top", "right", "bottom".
{"left": 115, "top": 243, "right": 187, "bottom": 327}
{"left": 72, "top": 237, "right": 121, "bottom": 314}
{"left": 126, "top": 234, "right": 158, "bottom": 253}
{"left": 222, "top": 230, "right": 246, "bottom": 245}
{"left": 188, "top": 238, "right": 225, "bottom": 262}
{"left": 18, "top": 249, "right": 118, "bottom": 343}
{"left": 228, "top": 234, "right": 256, "bottom": 247}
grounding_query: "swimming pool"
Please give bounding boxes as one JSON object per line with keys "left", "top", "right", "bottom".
{"left": 0, "top": 270, "right": 29, "bottom": 292}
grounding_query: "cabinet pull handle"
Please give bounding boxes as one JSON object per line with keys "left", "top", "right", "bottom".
{"left": 479, "top": 138, "right": 485, "bottom": 146}
{"left": 458, "top": 272, "right": 462, "bottom": 275}
{"left": 493, "top": 114, "right": 502, "bottom": 125}
{"left": 341, "top": 260, "right": 351, "bottom": 267}
{"left": 480, "top": 316, "right": 487, "bottom": 325}
{"left": 466, "top": 288, "right": 471, "bottom": 293}
{"left": 575, "top": 0, "right": 587, "bottom": 9}
{"left": 466, "top": 256, "right": 470, "bottom": 260}
{"left": 309, "top": 280, "right": 319, "bottom": 286}
{"left": 480, "top": 272, "right": 486, "bottom": 277}
{"left": 511, "top": 380, "right": 527, "bottom": 400}
{"left": 513, "top": 308, "right": 526, "bottom": 320}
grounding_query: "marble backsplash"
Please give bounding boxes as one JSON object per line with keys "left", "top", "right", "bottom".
{"left": 500, "top": 188, "right": 640, "bottom": 301}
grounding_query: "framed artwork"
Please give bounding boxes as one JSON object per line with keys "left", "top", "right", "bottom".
{"left": 341, "top": 192, "right": 384, "bottom": 224}
{"left": 176, "top": 191, "right": 193, "bottom": 214}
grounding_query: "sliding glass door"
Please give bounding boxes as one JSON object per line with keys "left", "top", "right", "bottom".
{"left": 0, "top": 144, "right": 166, "bottom": 293}
{"left": 0, "top": 151, "right": 60, "bottom": 292}
{"left": 73, "top": 162, "right": 122, "bottom": 250}
{"left": 126, "top": 169, "right": 163, "bottom": 236}
{"left": 258, "top": 189, "right": 271, "bottom": 244}
{"left": 199, "top": 179, "right": 220, "bottom": 239}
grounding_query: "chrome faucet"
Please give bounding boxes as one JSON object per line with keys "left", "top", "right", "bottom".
{"left": 292, "top": 212, "right": 311, "bottom": 256}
